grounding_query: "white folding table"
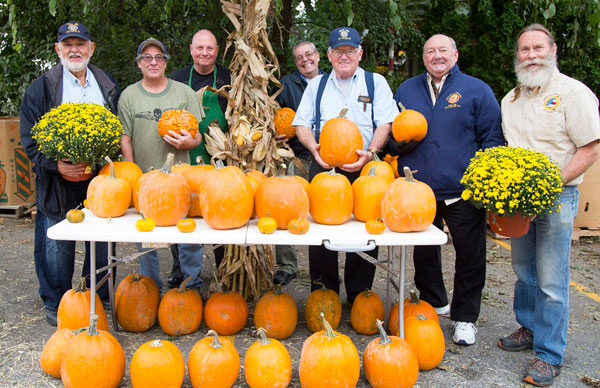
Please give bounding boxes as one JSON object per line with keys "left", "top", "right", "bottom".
{"left": 48, "top": 208, "right": 447, "bottom": 337}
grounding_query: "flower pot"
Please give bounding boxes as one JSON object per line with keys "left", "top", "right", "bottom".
{"left": 61, "top": 163, "right": 93, "bottom": 182}
{"left": 488, "top": 212, "right": 532, "bottom": 238}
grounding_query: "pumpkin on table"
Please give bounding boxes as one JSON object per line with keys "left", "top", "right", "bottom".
{"left": 115, "top": 273, "right": 160, "bottom": 333}
{"left": 176, "top": 162, "right": 215, "bottom": 217}
{"left": 404, "top": 314, "right": 445, "bottom": 371}
{"left": 254, "top": 176, "right": 309, "bottom": 229}
{"left": 86, "top": 156, "right": 131, "bottom": 218}
{"left": 158, "top": 277, "right": 203, "bottom": 336}
{"left": 304, "top": 281, "right": 342, "bottom": 333}
{"left": 360, "top": 152, "right": 395, "bottom": 183}
{"left": 318, "top": 108, "right": 363, "bottom": 167}
{"left": 253, "top": 285, "right": 297, "bottom": 339}
{"left": 350, "top": 289, "right": 385, "bottom": 335}
{"left": 57, "top": 277, "right": 108, "bottom": 331}
{"left": 309, "top": 168, "right": 353, "bottom": 225}
{"left": 188, "top": 330, "right": 240, "bottom": 388}
{"left": 244, "top": 327, "right": 292, "bottom": 388}
{"left": 98, "top": 159, "right": 142, "bottom": 207}
{"left": 352, "top": 166, "right": 390, "bottom": 222}
{"left": 130, "top": 339, "right": 185, "bottom": 388}
{"left": 66, "top": 206, "right": 85, "bottom": 223}
{"left": 40, "top": 328, "right": 78, "bottom": 378}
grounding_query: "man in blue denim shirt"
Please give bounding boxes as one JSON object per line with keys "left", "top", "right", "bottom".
{"left": 499, "top": 23, "right": 600, "bottom": 387}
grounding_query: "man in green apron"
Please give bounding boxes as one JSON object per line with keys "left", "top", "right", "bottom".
{"left": 169, "top": 29, "right": 230, "bottom": 287}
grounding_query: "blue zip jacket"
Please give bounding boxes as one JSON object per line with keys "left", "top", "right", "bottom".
{"left": 392, "top": 64, "right": 505, "bottom": 200}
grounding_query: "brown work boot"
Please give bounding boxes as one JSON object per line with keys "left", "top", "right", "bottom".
{"left": 523, "top": 358, "right": 560, "bottom": 386}
{"left": 498, "top": 327, "right": 533, "bottom": 351}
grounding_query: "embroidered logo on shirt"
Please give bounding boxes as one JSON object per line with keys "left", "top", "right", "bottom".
{"left": 543, "top": 95, "right": 560, "bottom": 110}
{"left": 444, "top": 92, "right": 462, "bottom": 109}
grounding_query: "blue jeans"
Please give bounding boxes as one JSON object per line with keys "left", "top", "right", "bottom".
{"left": 41, "top": 213, "right": 110, "bottom": 310}
{"left": 510, "top": 186, "right": 578, "bottom": 365}
{"left": 138, "top": 243, "right": 203, "bottom": 292}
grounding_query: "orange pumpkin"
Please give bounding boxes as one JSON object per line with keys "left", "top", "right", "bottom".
{"left": 365, "top": 218, "right": 386, "bottom": 234}
{"left": 246, "top": 169, "right": 267, "bottom": 185}
{"left": 137, "top": 153, "right": 191, "bottom": 226}
{"left": 115, "top": 273, "right": 160, "bottom": 333}
{"left": 392, "top": 102, "right": 428, "bottom": 142}
{"left": 177, "top": 163, "right": 215, "bottom": 217}
{"left": 98, "top": 160, "right": 142, "bottom": 207}
{"left": 176, "top": 218, "right": 196, "bottom": 233}
{"left": 299, "top": 312, "right": 360, "bottom": 388}
{"left": 350, "top": 289, "right": 385, "bottom": 335}
{"left": 157, "top": 109, "right": 199, "bottom": 138}
{"left": 171, "top": 161, "right": 191, "bottom": 175}
{"left": 258, "top": 213, "right": 277, "bottom": 234}
{"left": 363, "top": 319, "right": 419, "bottom": 388}
{"left": 383, "top": 154, "right": 400, "bottom": 178}
{"left": 255, "top": 176, "right": 309, "bottom": 229}
{"left": 404, "top": 314, "right": 445, "bottom": 370}
{"left": 130, "top": 339, "right": 185, "bottom": 388}
{"left": 57, "top": 277, "right": 108, "bottom": 331}
{"left": 388, "top": 290, "right": 439, "bottom": 336}
{"left": 40, "top": 328, "right": 77, "bottom": 378}
{"left": 66, "top": 207, "right": 85, "bottom": 223}
{"left": 158, "top": 277, "right": 203, "bottom": 336}
{"left": 253, "top": 285, "right": 298, "bottom": 339}
{"left": 60, "top": 315, "right": 125, "bottom": 388}
{"left": 86, "top": 156, "right": 131, "bottom": 218}
{"left": 188, "top": 330, "right": 240, "bottom": 388}
{"left": 304, "top": 281, "right": 342, "bottom": 333}
{"left": 381, "top": 167, "right": 436, "bottom": 232}
{"left": 290, "top": 175, "right": 310, "bottom": 194}
{"left": 244, "top": 327, "right": 292, "bottom": 388}
{"left": 200, "top": 161, "right": 254, "bottom": 229}
{"left": 309, "top": 168, "right": 353, "bottom": 225}
{"left": 204, "top": 288, "right": 249, "bottom": 335}
{"left": 287, "top": 217, "right": 309, "bottom": 234}
{"left": 274, "top": 107, "right": 296, "bottom": 139}
{"left": 319, "top": 108, "right": 363, "bottom": 167}
{"left": 352, "top": 167, "right": 390, "bottom": 222}
{"left": 360, "top": 153, "right": 395, "bottom": 183}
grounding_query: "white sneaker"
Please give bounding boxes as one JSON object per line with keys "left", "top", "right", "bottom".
{"left": 434, "top": 304, "right": 450, "bottom": 315}
{"left": 452, "top": 321, "right": 477, "bottom": 345}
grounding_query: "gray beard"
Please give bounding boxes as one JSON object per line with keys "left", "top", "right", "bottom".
{"left": 514, "top": 55, "right": 557, "bottom": 88}
{"left": 60, "top": 55, "right": 90, "bottom": 74}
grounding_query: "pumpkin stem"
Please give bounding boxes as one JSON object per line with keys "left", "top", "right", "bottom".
{"left": 376, "top": 319, "right": 392, "bottom": 346}
{"left": 328, "top": 167, "right": 337, "bottom": 176}
{"left": 159, "top": 153, "right": 175, "bottom": 174}
{"left": 403, "top": 166, "right": 416, "bottom": 183}
{"left": 87, "top": 314, "right": 99, "bottom": 336}
{"left": 74, "top": 277, "right": 87, "bottom": 293}
{"left": 368, "top": 166, "right": 377, "bottom": 176}
{"left": 408, "top": 289, "right": 420, "bottom": 304}
{"left": 150, "top": 339, "right": 163, "bottom": 347}
{"left": 273, "top": 283, "right": 282, "bottom": 295}
{"left": 416, "top": 313, "right": 429, "bottom": 321}
{"left": 255, "top": 327, "right": 271, "bottom": 345}
{"left": 363, "top": 288, "right": 372, "bottom": 297}
{"left": 398, "top": 101, "right": 407, "bottom": 112}
{"left": 195, "top": 156, "right": 204, "bottom": 165}
{"left": 206, "top": 329, "right": 223, "bottom": 349}
{"left": 312, "top": 279, "right": 328, "bottom": 290}
{"left": 103, "top": 156, "right": 117, "bottom": 180}
{"left": 371, "top": 152, "right": 382, "bottom": 162}
{"left": 320, "top": 312, "right": 337, "bottom": 339}
{"left": 215, "top": 159, "right": 225, "bottom": 169}
{"left": 178, "top": 276, "right": 193, "bottom": 292}
{"left": 337, "top": 108, "right": 349, "bottom": 119}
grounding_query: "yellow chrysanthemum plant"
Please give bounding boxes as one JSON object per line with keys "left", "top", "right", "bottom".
{"left": 460, "top": 146, "right": 563, "bottom": 217}
{"left": 32, "top": 103, "right": 123, "bottom": 170}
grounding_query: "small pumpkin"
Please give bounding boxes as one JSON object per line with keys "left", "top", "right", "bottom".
{"left": 40, "top": 328, "right": 78, "bottom": 378}
{"left": 350, "top": 289, "right": 385, "bottom": 335}
{"left": 287, "top": 217, "right": 309, "bottom": 235}
{"left": 309, "top": 168, "right": 353, "bottom": 225}
{"left": 258, "top": 213, "right": 277, "bottom": 234}
{"left": 66, "top": 206, "right": 85, "bottom": 223}
{"left": 188, "top": 330, "right": 240, "bottom": 388}
{"left": 57, "top": 277, "right": 108, "bottom": 331}
{"left": 98, "top": 160, "right": 142, "bottom": 207}
{"left": 86, "top": 156, "right": 131, "bottom": 218}
{"left": 363, "top": 319, "right": 419, "bottom": 388}
{"left": 253, "top": 285, "right": 298, "bottom": 339}
{"left": 176, "top": 218, "right": 196, "bottom": 233}
{"left": 130, "top": 339, "right": 185, "bottom": 388}
{"left": 157, "top": 109, "right": 199, "bottom": 138}
{"left": 135, "top": 213, "right": 156, "bottom": 232}
{"left": 244, "top": 327, "right": 293, "bottom": 388}
{"left": 204, "top": 280, "right": 249, "bottom": 335}
{"left": 319, "top": 108, "right": 363, "bottom": 167}
{"left": 274, "top": 107, "right": 296, "bottom": 139}
{"left": 352, "top": 167, "right": 390, "bottom": 222}
{"left": 404, "top": 314, "right": 445, "bottom": 370}
{"left": 392, "top": 102, "right": 428, "bottom": 142}
{"left": 304, "top": 281, "right": 342, "bottom": 333}
{"left": 158, "top": 277, "right": 203, "bottom": 336}
{"left": 115, "top": 273, "right": 160, "bottom": 332}
{"left": 365, "top": 218, "right": 385, "bottom": 235}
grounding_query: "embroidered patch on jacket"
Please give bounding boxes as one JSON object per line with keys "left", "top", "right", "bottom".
{"left": 444, "top": 92, "right": 462, "bottom": 109}
{"left": 543, "top": 95, "right": 560, "bottom": 110}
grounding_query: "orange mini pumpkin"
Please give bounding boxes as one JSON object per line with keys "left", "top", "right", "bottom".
{"left": 157, "top": 109, "right": 198, "bottom": 138}
{"left": 392, "top": 102, "right": 428, "bottom": 142}
{"left": 176, "top": 218, "right": 196, "bottom": 233}
{"left": 274, "top": 107, "right": 296, "bottom": 139}
{"left": 309, "top": 168, "right": 353, "bottom": 225}
{"left": 365, "top": 218, "right": 386, "bottom": 234}
{"left": 319, "top": 108, "right": 363, "bottom": 167}
{"left": 287, "top": 217, "right": 309, "bottom": 234}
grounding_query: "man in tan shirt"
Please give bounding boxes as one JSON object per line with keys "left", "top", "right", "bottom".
{"left": 498, "top": 23, "right": 600, "bottom": 387}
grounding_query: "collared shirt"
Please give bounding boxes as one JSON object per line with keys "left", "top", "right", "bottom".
{"left": 62, "top": 66, "right": 107, "bottom": 106}
{"left": 501, "top": 68, "right": 600, "bottom": 185}
{"left": 292, "top": 67, "right": 398, "bottom": 149}
{"left": 426, "top": 72, "right": 449, "bottom": 105}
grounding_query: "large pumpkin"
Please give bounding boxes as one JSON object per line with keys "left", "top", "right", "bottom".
{"left": 130, "top": 339, "right": 185, "bottom": 388}
{"left": 244, "top": 328, "right": 292, "bottom": 388}
{"left": 115, "top": 273, "right": 160, "bottom": 332}
{"left": 319, "top": 108, "right": 363, "bottom": 167}
{"left": 299, "top": 312, "right": 360, "bottom": 388}
{"left": 392, "top": 102, "right": 428, "bottom": 142}
{"left": 86, "top": 156, "right": 131, "bottom": 218}
{"left": 40, "top": 328, "right": 77, "bottom": 378}
{"left": 350, "top": 289, "right": 385, "bottom": 335}
{"left": 57, "top": 277, "right": 108, "bottom": 331}
{"left": 200, "top": 161, "right": 254, "bottom": 229}
{"left": 352, "top": 166, "right": 391, "bottom": 222}
{"left": 98, "top": 160, "right": 142, "bottom": 207}
{"left": 404, "top": 314, "right": 445, "bottom": 370}
{"left": 304, "top": 281, "right": 342, "bottom": 333}
{"left": 274, "top": 107, "right": 296, "bottom": 139}
{"left": 157, "top": 109, "right": 198, "bottom": 138}
{"left": 360, "top": 153, "right": 395, "bottom": 183}
{"left": 309, "top": 168, "right": 353, "bottom": 225}
{"left": 137, "top": 153, "right": 191, "bottom": 226}
{"left": 363, "top": 319, "right": 419, "bottom": 388}
{"left": 255, "top": 176, "right": 309, "bottom": 229}
{"left": 176, "top": 163, "right": 215, "bottom": 217}
{"left": 204, "top": 288, "right": 249, "bottom": 335}
{"left": 253, "top": 285, "right": 298, "bottom": 339}
{"left": 381, "top": 167, "right": 436, "bottom": 232}
{"left": 60, "top": 315, "right": 125, "bottom": 388}
{"left": 158, "top": 277, "right": 203, "bottom": 336}
{"left": 188, "top": 330, "right": 240, "bottom": 388}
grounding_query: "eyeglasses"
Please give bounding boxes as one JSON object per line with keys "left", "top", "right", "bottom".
{"left": 139, "top": 54, "right": 167, "bottom": 63}
{"left": 330, "top": 49, "right": 359, "bottom": 59}
{"left": 294, "top": 51, "right": 317, "bottom": 62}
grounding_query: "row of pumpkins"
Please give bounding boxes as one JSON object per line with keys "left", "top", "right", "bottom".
{"left": 41, "top": 274, "right": 445, "bottom": 388}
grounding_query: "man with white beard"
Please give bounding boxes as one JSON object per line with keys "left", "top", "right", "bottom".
{"left": 499, "top": 23, "right": 600, "bottom": 387}
{"left": 20, "top": 21, "right": 121, "bottom": 325}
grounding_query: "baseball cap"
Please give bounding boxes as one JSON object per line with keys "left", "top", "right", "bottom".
{"left": 57, "top": 21, "right": 90, "bottom": 42}
{"left": 137, "top": 38, "right": 168, "bottom": 56}
{"left": 329, "top": 27, "right": 360, "bottom": 49}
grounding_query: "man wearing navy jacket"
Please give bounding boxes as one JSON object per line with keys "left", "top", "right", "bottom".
{"left": 388, "top": 34, "right": 505, "bottom": 345}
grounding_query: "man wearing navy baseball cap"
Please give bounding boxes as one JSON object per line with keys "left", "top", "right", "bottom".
{"left": 292, "top": 27, "right": 398, "bottom": 306}
{"left": 19, "top": 21, "right": 121, "bottom": 325}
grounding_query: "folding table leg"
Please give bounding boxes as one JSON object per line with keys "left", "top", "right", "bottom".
{"left": 89, "top": 241, "right": 97, "bottom": 322}
{"left": 385, "top": 246, "right": 393, "bottom": 326}
{"left": 107, "top": 243, "right": 118, "bottom": 330}
{"left": 399, "top": 245, "right": 407, "bottom": 338}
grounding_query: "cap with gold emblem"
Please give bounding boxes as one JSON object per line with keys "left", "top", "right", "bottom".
{"left": 329, "top": 27, "right": 360, "bottom": 49}
{"left": 57, "top": 21, "right": 90, "bottom": 42}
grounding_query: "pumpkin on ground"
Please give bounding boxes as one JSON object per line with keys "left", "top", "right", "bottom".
{"left": 350, "top": 289, "right": 385, "bottom": 335}
{"left": 158, "top": 277, "right": 203, "bottom": 336}
{"left": 304, "top": 281, "right": 342, "bottom": 333}
{"left": 388, "top": 289, "right": 438, "bottom": 336}
{"left": 137, "top": 153, "right": 191, "bottom": 226}
{"left": 57, "top": 277, "right": 108, "bottom": 331}
{"left": 309, "top": 168, "right": 353, "bottom": 225}
{"left": 244, "top": 328, "right": 292, "bottom": 388}
{"left": 363, "top": 319, "right": 419, "bottom": 388}
{"left": 40, "top": 328, "right": 78, "bottom": 378}
{"left": 352, "top": 167, "right": 390, "bottom": 222}
{"left": 274, "top": 107, "right": 296, "bottom": 139}
{"left": 204, "top": 284, "right": 249, "bottom": 335}
{"left": 157, "top": 109, "right": 199, "bottom": 138}
{"left": 360, "top": 153, "right": 395, "bottom": 183}
{"left": 98, "top": 159, "right": 142, "bottom": 207}
{"left": 188, "top": 330, "right": 240, "bottom": 388}
{"left": 404, "top": 314, "right": 445, "bottom": 371}
{"left": 130, "top": 339, "right": 185, "bottom": 388}
{"left": 255, "top": 176, "right": 309, "bottom": 229}
{"left": 392, "top": 102, "right": 428, "bottom": 142}
{"left": 60, "top": 314, "right": 125, "bottom": 388}
{"left": 86, "top": 156, "right": 131, "bottom": 218}
{"left": 115, "top": 273, "right": 160, "bottom": 332}
{"left": 319, "top": 108, "right": 363, "bottom": 167}
{"left": 299, "top": 312, "right": 360, "bottom": 388}
{"left": 253, "top": 285, "right": 297, "bottom": 339}
{"left": 381, "top": 167, "right": 436, "bottom": 232}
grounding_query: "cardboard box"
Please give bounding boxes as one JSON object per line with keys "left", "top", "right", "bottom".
{"left": 0, "top": 117, "right": 35, "bottom": 205}
{"left": 574, "top": 159, "right": 600, "bottom": 228}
